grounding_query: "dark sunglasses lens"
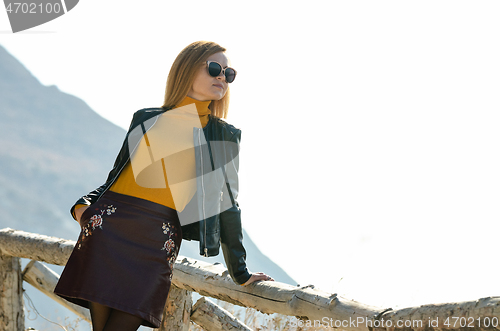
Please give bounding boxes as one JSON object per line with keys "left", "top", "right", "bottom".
{"left": 208, "top": 62, "right": 222, "bottom": 77}
{"left": 225, "top": 68, "right": 236, "bottom": 83}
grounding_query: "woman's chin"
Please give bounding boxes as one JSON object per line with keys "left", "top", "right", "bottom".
{"left": 208, "top": 93, "right": 224, "bottom": 101}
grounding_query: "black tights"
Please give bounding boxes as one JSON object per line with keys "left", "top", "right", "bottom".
{"left": 89, "top": 302, "right": 144, "bottom": 331}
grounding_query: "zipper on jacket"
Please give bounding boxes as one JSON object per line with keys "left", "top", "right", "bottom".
{"left": 198, "top": 128, "right": 208, "bottom": 257}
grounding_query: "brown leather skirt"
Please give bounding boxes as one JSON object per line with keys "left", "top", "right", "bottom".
{"left": 54, "top": 190, "right": 182, "bottom": 328}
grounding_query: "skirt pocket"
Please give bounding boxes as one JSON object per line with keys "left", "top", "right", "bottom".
{"left": 79, "top": 205, "right": 94, "bottom": 226}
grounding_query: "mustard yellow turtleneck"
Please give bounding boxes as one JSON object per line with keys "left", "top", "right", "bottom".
{"left": 75, "top": 96, "right": 212, "bottom": 213}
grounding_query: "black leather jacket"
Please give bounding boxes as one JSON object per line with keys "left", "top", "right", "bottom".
{"left": 70, "top": 107, "right": 251, "bottom": 285}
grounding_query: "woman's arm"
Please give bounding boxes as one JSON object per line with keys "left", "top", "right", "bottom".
{"left": 220, "top": 204, "right": 251, "bottom": 284}
{"left": 69, "top": 110, "right": 142, "bottom": 221}
{"left": 70, "top": 182, "right": 108, "bottom": 220}
{"left": 219, "top": 129, "right": 274, "bottom": 285}
{"left": 220, "top": 206, "right": 275, "bottom": 286}
{"left": 73, "top": 204, "right": 89, "bottom": 226}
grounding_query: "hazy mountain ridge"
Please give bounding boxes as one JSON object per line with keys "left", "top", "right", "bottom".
{"left": 0, "top": 43, "right": 295, "bottom": 330}
{"left": 0, "top": 44, "right": 125, "bottom": 239}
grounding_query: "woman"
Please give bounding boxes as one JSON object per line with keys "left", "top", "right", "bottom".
{"left": 54, "top": 41, "right": 274, "bottom": 331}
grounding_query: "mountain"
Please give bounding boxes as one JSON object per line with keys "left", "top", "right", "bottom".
{"left": 0, "top": 43, "right": 295, "bottom": 330}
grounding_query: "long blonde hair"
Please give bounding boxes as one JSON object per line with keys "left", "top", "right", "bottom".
{"left": 162, "top": 41, "right": 230, "bottom": 119}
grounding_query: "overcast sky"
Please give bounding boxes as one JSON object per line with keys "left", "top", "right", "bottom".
{"left": 1, "top": 0, "right": 499, "bottom": 312}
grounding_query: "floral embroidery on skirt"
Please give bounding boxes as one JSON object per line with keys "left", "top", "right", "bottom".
{"left": 161, "top": 222, "right": 179, "bottom": 270}
{"left": 77, "top": 205, "right": 117, "bottom": 249}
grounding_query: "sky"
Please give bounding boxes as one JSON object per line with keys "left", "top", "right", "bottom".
{"left": 1, "top": 0, "right": 499, "bottom": 316}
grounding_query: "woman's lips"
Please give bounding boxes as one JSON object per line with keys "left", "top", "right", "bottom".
{"left": 213, "top": 84, "right": 224, "bottom": 89}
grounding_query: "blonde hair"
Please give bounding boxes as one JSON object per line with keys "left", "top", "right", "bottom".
{"left": 162, "top": 41, "right": 230, "bottom": 118}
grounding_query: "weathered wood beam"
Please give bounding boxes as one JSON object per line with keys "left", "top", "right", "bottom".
{"left": 0, "top": 253, "right": 25, "bottom": 331}
{"left": 2, "top": 228, "right": 500, "bottom": 331}
{"left": 0, "top": 228, "right": 74, "bottom": 266}
{"left": 0, "top": 229, "right": 383, "bottom": 330}
{"left": 373, "top": 297, "right": 500, "bottom": 331}
{"left": 155, "top": 285, "right": 192, "bottom": 331}
{"left": 22, "top": 260, "right": 91, "bottom": 323}
{"left": 172, "top": 256, "right": 384, "bottom": 330}
{"left": 191, "top": 297, "right": 252, "bottom": 331}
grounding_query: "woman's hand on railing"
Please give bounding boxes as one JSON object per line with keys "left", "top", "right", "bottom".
{"left": 242, "top": 272, "right": 274, "bottom": 286}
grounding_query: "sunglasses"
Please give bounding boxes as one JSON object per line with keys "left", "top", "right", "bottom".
{"left": 206, "top": 61, "right": 237, "bottom": 83}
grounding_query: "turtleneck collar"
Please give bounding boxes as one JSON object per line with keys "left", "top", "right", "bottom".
{"left": 175, "top": 96, "right": 212, "bottom": 116}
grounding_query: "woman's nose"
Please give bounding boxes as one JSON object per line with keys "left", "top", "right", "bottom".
{"left": 216, "top": 73, "right": 226, "bottom": 83}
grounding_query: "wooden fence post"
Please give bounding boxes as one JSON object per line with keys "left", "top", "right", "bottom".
{"left": 155, "top": 285, "right": 192, "bottom": 331}
{"left": 0, "top": 253, "right": 25, "bottom": 331}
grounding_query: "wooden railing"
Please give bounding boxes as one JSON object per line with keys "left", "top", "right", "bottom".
{"left": 1, "top": 228, "right": 499, "bottom": 331}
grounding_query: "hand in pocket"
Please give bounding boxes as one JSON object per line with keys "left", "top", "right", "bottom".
{"left": 75, "top": 206, "right": 90, "bottom": 227}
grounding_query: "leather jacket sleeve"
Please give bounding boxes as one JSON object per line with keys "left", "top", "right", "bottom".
{"left": 219, "top": 129, "right": 251, "bottom": 285}
{"left": 220, "top": 204, "right": 251, "bottom": 285}
{"left": 70, "top": 182, "right": 107, "bottom": 220}
{"left": 69, "top": 141, "right": 126, "bottom": 220}
{"left": 69, "top": 112, "right": 139, "bottom": 220}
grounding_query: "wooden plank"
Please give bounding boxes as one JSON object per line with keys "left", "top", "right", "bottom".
{"left": 191, "top": 297, "right": 252, "bottom": 331}
{"left": 373, "top": 297, "right": 500, "bottom": 331}
{"left": 2, "top": 228, "right": 500, "bottom": 331}
{"left": 22, "top": 260, "right": 91, "bottom": 323}
{"left": 172, "top": 256, "right": 382, "bottom": 331}
{"left": 0, "top": 228, "right": 74, "bottom": 266}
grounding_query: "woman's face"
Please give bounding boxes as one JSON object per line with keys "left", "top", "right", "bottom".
{"left": 188, "top": 52, "right": 230, "bottom": 101}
